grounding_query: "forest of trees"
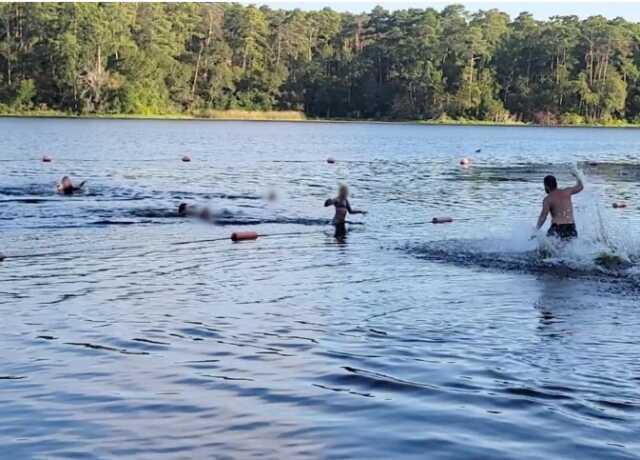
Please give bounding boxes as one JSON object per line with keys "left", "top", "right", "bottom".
{"left": 1, "top": 2, "right": 640, "bottom": 124}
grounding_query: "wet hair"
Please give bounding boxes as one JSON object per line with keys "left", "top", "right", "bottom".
{"left": 544, "top": 175, "right": 558, "bottom": 191}
{"left": 177, "top": 203, "right": 188, "bottom": 216}
{"left": 61, "top": 176, "right": 70, "bottom": 182}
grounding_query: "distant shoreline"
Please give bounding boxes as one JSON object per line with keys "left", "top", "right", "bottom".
{"left": 1, "top": 111, "right": 639, "bottom": 129}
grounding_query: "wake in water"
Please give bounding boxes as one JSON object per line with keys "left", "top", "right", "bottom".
{"left": 406, "top": 167, "right": 640, "bottom": 283}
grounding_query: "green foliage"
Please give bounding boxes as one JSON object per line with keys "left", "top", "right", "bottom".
{"left": 13, "top": 79, "right": 36, "bottom": 109}
{"left": 0, "top": 3, "right": 639, "bottom": 124}
{"left": 559, "top": 112, "right": 586, "bottom": 125}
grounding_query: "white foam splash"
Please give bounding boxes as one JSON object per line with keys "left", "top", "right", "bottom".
{"left": 476, "top": 166, "right": 638, "bottom": 273}
{"left": 531, "top": 167, "right": 637, "bottom": 271}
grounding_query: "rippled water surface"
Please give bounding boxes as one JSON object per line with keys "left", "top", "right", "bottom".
{"left": 1, "top": 118, "right": 639, "bottom": 459}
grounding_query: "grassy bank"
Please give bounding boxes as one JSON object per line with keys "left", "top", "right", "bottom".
{"left": 1, "top": 109, "right": 640, "bottom": 128}
{"left": 0, "top": 109, "right": 307, "bottom": 122}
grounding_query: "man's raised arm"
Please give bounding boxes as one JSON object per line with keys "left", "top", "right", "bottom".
{"left": 567, "top": 169, "right": 584, "bottom": 195}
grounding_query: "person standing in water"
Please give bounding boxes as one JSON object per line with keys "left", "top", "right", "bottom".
{"left": 535, "top": 169, "right": 584, "bottom": 239}
{"left": 325, "top": 184, "right": 367, "bottom": 239}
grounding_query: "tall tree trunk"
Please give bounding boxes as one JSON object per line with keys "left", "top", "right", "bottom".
{"left": 191, "top": 43, "right": 203, "bottom": 99}
{"left": 5, "top": 13, "right": 11, "bottom": 85}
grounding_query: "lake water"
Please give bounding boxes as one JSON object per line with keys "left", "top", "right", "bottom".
{"left": 1, "top": 118, "right": 639, "bottom": 459}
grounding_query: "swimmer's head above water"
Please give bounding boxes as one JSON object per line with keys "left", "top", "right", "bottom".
{"left": 57, "top": 176, "right": 83, "bottom": 195}
{"left": 178, "top": 202, "right": 189, "bottom": 217}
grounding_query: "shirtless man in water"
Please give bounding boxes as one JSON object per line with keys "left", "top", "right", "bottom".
{"left": 535, "top": 170, "right": 584, "bottom": 239}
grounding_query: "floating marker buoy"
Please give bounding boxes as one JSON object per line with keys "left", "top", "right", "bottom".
{"left": 42, "top": 155, "right": 52, "bottom": 163}
{"left": 182, "top": 155, "right": 192, "bottom": 162}
{"left": 231, "top": 231, "right": 258, "bottom": 242}
{"left": 432, "top": 217, "right": 453, "bottom": 224}
{"left": 459, "top": 158, "right": 471, "bottom": 166}
{"left": 613, "top": 202, "right": 627, "bottom": 209}
{"left": 475, "top": 148, "right": 482, "bottom": 153}
{"left": 327, "top": 157, "right": 336, "bottom": 164}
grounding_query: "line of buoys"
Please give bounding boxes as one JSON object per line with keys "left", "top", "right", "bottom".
{"left": 4, "top": 227, "right": 339, "bottom": 260}
{"left": 432, "top": 217, "right": 453, "bottom": 224}
{"left": 326, "top": 157, "right": 336, "bottom": 164}
{"left": 612, "top": 202, "right": 627, "bottom": 209}
{"left": 42, "top": 155, "right": 52, "bottom": 163}
{"left": 0, "top": 229, "right": 328, "bottom": 260}
{"left": 182, "top": 155, "right": 192, "bottom": 162}
{"left": 231, "top": 231, "right": 258, "bottom": 242}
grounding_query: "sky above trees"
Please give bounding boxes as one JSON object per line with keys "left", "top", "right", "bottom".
{"left": 239, "top": 1, "right": 640, "bottom": 21}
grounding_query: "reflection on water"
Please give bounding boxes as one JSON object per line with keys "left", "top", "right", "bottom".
{"left": 1, "top": 119, "right": 639, "bottom": 459}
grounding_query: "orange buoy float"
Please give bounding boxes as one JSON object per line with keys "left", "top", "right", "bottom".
{"left": 459, "top": 158, "right": 471, "bottom": 166}
{"left": 327, "top": 157, "right": 336, "bottom": 164}
{"left": 432, "top": 217, "right": 453, "bottom": 224}
{"left": 231, "top": 231, "right": 258, "bottom": 242}
{"left": 182, "top": 155, "right": 192, "bottom": 162}
{"left": 612, "top": 202, "right": 627, "bottom": 209}
{"left": 42, "top": 155, "right": 52, "bottom": 163}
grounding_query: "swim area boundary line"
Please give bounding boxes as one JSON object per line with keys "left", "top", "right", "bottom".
{"left": 0, "top": 230, "right": 334, "bottom": 260}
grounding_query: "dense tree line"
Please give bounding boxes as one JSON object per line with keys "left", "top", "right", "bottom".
{"left": 1, "top": 3, "right": 640, "bottom": 123}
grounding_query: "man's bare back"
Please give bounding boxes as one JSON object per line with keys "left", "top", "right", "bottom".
{"left": 536, "top": 170, "right": 583, "bottom": 239}
{"left": 546, "top": 189, "right": 576, "bottom": 224}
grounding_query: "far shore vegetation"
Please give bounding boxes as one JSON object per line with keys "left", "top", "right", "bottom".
{"left": 1, "top": 3, "right": 640, "bottom": 127}
{"left": 2, "top": 108, "right": 640, "bottom": 128}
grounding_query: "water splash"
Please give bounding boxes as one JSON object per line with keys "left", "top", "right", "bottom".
{"left": 408, "top": 166, "right": 639, "bottom": 278}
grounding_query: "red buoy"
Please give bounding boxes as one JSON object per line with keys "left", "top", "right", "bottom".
{"left": 327, "top": 157, "right": 336, "bottom": 164}
{"left": 613, "top": 202, "right": 627, "bottom": 209}
{"left": 231, "top": 231, "right": 258, "bottom": 242}
{"left": 182, "top": 155, "right": 192, "bottom": 162}
{"left": 432, "top": 217, "right": 453, "bottom": 224}
{"left": 42, "top": 155, "right": 52, "bottom": 163}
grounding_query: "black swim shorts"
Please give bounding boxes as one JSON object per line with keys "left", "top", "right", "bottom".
{"left": 547, "top": 223, "right": 578, "bottom": 240}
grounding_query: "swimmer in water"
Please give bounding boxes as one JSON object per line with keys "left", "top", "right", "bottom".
{"left": 324, "top": 184, "right": 367, "bottom": 239}
{"left": 178, "top": 202, "right": 212, "bottom": 221}
{"left": 535, "top": 169, "right": 584, "bottom": 240}
{"left": 56, "top": 176, "right": 85, "bottom": 195}
{"left": 177, "top": 202, "right": 191, "bottom": 217}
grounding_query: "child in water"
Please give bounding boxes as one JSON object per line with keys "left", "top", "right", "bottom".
{"left": 324, "top": 184, "right": 367, "bottom": 239}
{"left": 57, "top": 176, "right": 85, "bottom": 195}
